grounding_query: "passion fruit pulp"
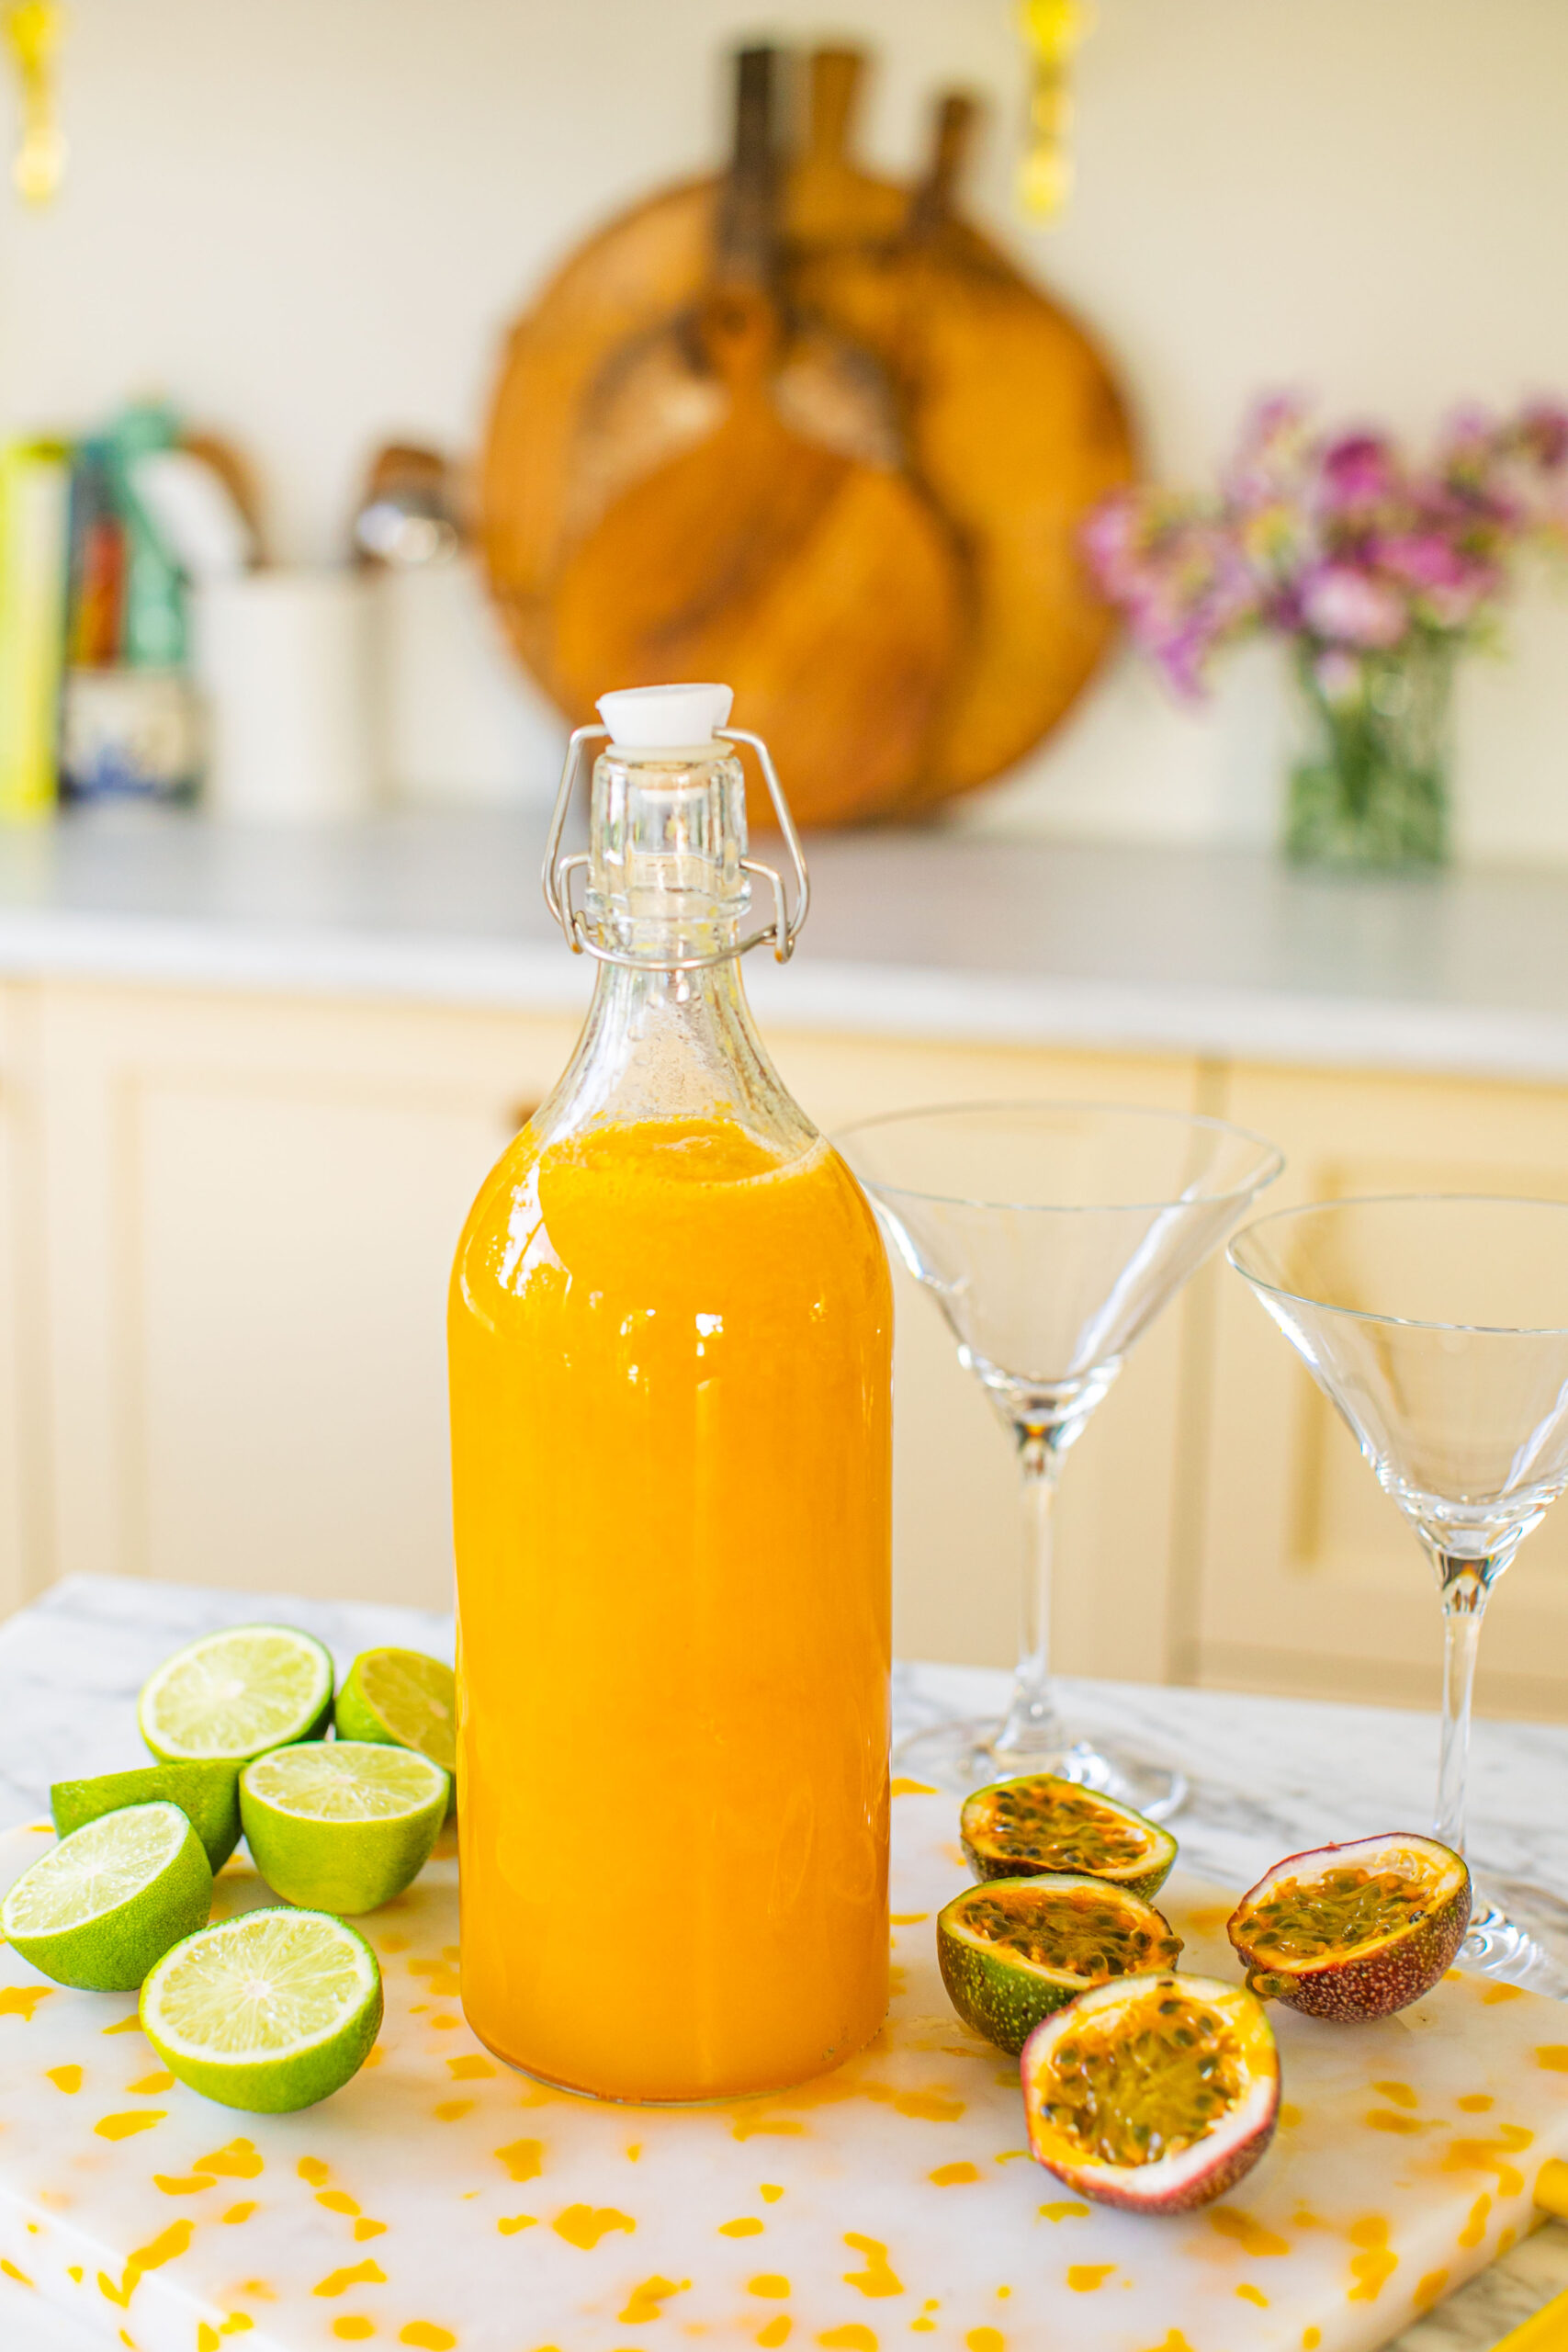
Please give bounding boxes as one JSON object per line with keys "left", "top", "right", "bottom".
{"left": 939, "top": 1872, "right": 1183, "bottom": 2055}
{"left": 1227, "top": 1832, "right": 1471, "bottom": 2021}
{"left": 960, "top": 1772, "right": 1177, "bottom": 1902}
{"left": 1021, "top": 1971, "right": 1280, "bottom": 2213}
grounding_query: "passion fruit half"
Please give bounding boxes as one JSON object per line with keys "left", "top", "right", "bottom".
{"left": 939, "top": 1872, "right": 1183, "bottom": 2055}
{"left": 960, "top": 1772, "right": 1177, "bottom": 1901}
{"left": 1227, "top": 1832, "right": 1471, "bottom": 2021}
{"left": 1021, "top": 1971, "right": 1280, "bottom": 2214}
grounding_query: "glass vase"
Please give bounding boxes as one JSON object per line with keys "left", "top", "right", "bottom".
{"left": 1284, "top": 637, "right": 1454, "bottom": 871}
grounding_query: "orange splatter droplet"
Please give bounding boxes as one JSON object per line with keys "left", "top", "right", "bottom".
{"left": 1275, "top": 2103, "right": 1303, "bottom": 2129}
{"left": 552, "top": 2206, "right": 636, "bottom": 2251}
{"left": 222, "top": 2205, "right": 256, "bottom": 2225}
{"left": 1066, "top": 2267, "right": 1114, "bottom": 2293}
{"left": 1235, "top": 2286, "right": 1269, "bottom": 2309}
{"left": 1208, "top": 2210, "right": 1290, "bottom": 2258}
{"left": 1347, "top": 2216, "right": 1397, "bottom": 2303}
{"left": 890, "top": 1914, "right": 928, "bottom": 1926}
{"left": 890, "top": 1779, "right": 937, "bottom": 1797}
{"left": 1371, "top": 2080, "right": 1417, "bottom": 2109}
{"left": 1038, "top": 2203, "right": 1089, "bottom": 2222}
{"left": 0, "top": 2258, "right": 34, "bottom": 2287}
{"left": 400, "top": 2327, "right": 456, "bottom": 2350}
{"left": 354, "top": 2220, "right": 388, "bottom": 2243}
{"left": 1303, "top": 2331, "right": 1322, "bottom": 2350}
{"left": 199, "top": 2328, "right": 220, "bottom": 2352}
{"left": 842, "top": 2236, "right": 902, "bottom": 2298}
{"left": 318, "top": 2191, "right": 360, "bottom": 2216}
{"left": 197, "top": 2140, "right": 264, "bottom": 2179}
{"left": 1538, "top": 2047, "right": 1568, "bottom": 2073}
{"left": 757, "top": 2323, "right": 791, "bottom": 2349}
{"left": 313, "top": 2262, "right": 389, "bottom": 2299}
{"left": 45, "top": 2064, "right": 83, "bottom": 2093}
{"left": 0, "top": 1985, "right": 52, "bottom": 2019}
{"left": 446, "top": 2055, "right": 494, "bottom": 2081}
{"left": 95, "top": 2110, "right": 165, "bottom": 2141}
{"left": 155, "top": 2175, "right": 219, "bottom": 2196}
{"left": 1414, "top": 2273, "right": 1450, "bottom": 2313}
{"left": 864, "top": 2086, "right": 964, "bottom": 2124}
{"left": 497, "top": 2216, "right": 536, "bottom": 2236}
{"left": 759, "top": 2185, "right": 784, "bottom": 2203}
{"left": 749, "top": 2276, "right": 791, "bottom": 2300}
{"left": 127, "top": 2072, "right": 174, "bottom": 2095}
{"left": 220, "top": 2322, "right": 253, "bottom": 2338}
{"left": 434, "top": 2100, "right": 473, "bottom": 2122}
{"left": 1457, "top": 2093, "right": 1495, "bottom": 2112}
{"left": 966, "top": 2333, "right": 1003, "bottom": 2352}
{"left": 333, "top": 2326, "right": 376, "bottom": 2345}
{"left": 298, "top": 2158, "right": 331, "bottom": 2187}
{"left": 619, "top": 2277, "right": 686, "bottom": 2324}
{"left": 1482, "top": 1984, "right": 1525, "bottom": 2004}
{"left": 929, "top": 2163, "right": 979, "bottom": 2188}
{"left": 1458, "top": 2193, "right": 1492, "bottom": 2249}
{"left": 732, "top": 2116, "right": 807, "bottom": 2143}
{"left": 1366, "top": 2110, "right": 1423, "bottom": 2135}
{"left": 721, "top": 2218, "right": 765, "bottom": 2236}
{"left": 818, "top": 2331, "right": 875, "bottom": 2351}
{"left": 100, "top": 2012, "right": 143, "bottom": 2035}
{"left": 493, "top": 2139, "right": 543, "bottom": 2183}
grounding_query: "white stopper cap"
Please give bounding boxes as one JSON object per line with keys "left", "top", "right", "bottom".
{"left": 596, "top": 682, "right": 734, "bottom": 752}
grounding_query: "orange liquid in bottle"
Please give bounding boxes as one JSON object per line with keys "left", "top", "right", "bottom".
{"left": 449, "top": 1113, "right": 892, "bottom": 2101}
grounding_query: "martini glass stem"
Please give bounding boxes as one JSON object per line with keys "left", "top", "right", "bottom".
{"left": 995, "top": 1425, "right": 1066, "bottom": 1757}
{"left": 1435, "top": 1569, "right": 1486, "bottom": 1854}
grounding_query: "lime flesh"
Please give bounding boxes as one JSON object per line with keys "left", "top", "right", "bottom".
{"left": 2, "top": 1803, "right": 213, "bottom": 1991}
{"left": 141, "top": 1906, "right": 382, "bottom": 2112}
{"left": 139, "top": 1624, "right": 334, "bottom": 1766}
{"left": 334, "top": 1647, "right": 456, "bottom": 1815}
{"left": 51, "top": 1759, "right": 242, "bottom": 1873}
{"left": 240, "top": 1740, "right": 447, "bottom": 1916}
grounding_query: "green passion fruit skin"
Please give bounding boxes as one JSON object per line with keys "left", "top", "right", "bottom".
{"left": 960, "top": 1772, "right": 1178, "bottom": 1903}
{"left": 1227, "top": 1833, "right": 1471, "bottom": 2022}
{"left": 1021, "top": 1971, "right": 1280, "bottom": 2215}
{"left": 938, "top": 1872, "right": 1183, "bottom": 2056}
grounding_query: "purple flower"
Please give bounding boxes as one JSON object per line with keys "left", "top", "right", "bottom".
{"left": 1299, "top": 564, "right": 1409, "bottom": 650}
{"left": 1317, "top": 432, "right": 1399, "bottom": 516}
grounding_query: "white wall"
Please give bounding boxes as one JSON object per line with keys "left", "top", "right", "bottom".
{"left": 4, "top": 0, "right": 1566, "bottom": 858}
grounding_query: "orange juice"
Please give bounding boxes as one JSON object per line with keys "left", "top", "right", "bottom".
{"left": 449, "top": 1111, "right": 892, "bottom": 2101}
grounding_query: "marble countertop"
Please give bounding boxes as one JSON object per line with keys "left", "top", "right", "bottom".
{"left": 0, "top": 1573, "right": 1564, "bottom": 2352}
{"left": 3, "top": 808, "right": 1568, "bottom": 1078}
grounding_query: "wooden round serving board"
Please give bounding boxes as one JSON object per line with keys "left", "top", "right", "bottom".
{"left": 479, "top": 49, "right": 1134, "bottom": 826}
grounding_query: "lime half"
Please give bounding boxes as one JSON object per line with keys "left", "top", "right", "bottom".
{"left": 139, "top": 1625, "right": 334, "bottom": 1766}
{"left": 141, "top": 1907, "right": 382, "bottom": 2112}
{"left": 334, "top": 1647, "right": 457, "bottom": 1815}
{"left": 240, "top": 1740, "right": 447, "bottom": 1915}
{"left": 2, "top": 1803, "right": 213, "bottom": 1991}
{"left": 51, "top": 1759, "right": 243, "bottom": 1873}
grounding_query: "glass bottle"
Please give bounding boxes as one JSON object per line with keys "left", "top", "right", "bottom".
{"left": 448, "top": 683, "right": 892, "bottom": 2103}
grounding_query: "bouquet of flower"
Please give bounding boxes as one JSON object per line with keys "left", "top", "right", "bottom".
{"left": 1082, "top": 393, "right": 1568, "bottom": 700}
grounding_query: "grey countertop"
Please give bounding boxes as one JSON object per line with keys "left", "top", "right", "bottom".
{"left": 3, "top": 808, "right": 1568, "bottom": 1078}
{"left": 0, "top": 1576, "right": 1564, "bottom": 2351}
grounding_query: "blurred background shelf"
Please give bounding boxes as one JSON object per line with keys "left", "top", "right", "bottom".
{"left": 0, "top": 808, "right": 1565, "bottom": 1721}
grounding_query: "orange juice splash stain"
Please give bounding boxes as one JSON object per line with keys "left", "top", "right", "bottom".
{"left": 1366, "top": 2109, "right": 1423, "bottom": 2135}
{"left": 721, "top": 2219, "right": 765, "bottom": 2236}
{"left": 242, "top": 2283, "right": 276, "bottom": 2301}
{"left": 313, "top": 2263, "right": 388, "bottom": 2299}
{"left": 0, "top": 1985, "right": 52, "bottom": 2019}
{"left": 865, "top": 2086, "right": 964, "bottom": 2124}
{"left": 45, "top": 2064, "right": 82, "bottom": 2093}
{"left": 1066, "top": 2266, "right": 1114, "bottom": 2292}
{"left": 1372, "top": 2080, "right": 1417, "bottom": 2109}
{"left": 750, "top": 2276, "right": 791, "bottom": 2300}
{"left": 434, "top": 2099, "right": 473, "bottom": 2122}
{"left": 154, "top": 2175, "right": 217, "bottom": 2196}
{"left": 197, "top": 2141, "right": 263, "bottom": 2177}
{"left": 199, "top": 2331, "right": 220, "bottom": 2352}
{"left": 222, "top": 2205, "right": 256, "bottom": 2225}
{"left": 818, "top": 2331, "right": 875, "bottom": 2351}
{"left": 843, "top": 2236, "right": 902, "bottom": 2298}
{"left": 1443, "top": 2126, "right": 1532, "bottom": 2199}
{"left": 553, "top": 2206, "right": 635, "bottom": 2251}
{"left": 354, "top": 2219, "right": 388, "bottom": 2242}
{"left": 498, "top": 2216, "right": 536, "bottom": 2235}
{"left": 220, "top": 2321, "right": 253, "bottom": 2337}
{"left": 95, "top": 2111, "right": 164, "bottom": 2142}
{"left": 318, "top": 2190, "right": 360, "bottom": 2216}
{"left": 626, "top": 2143, "right": 642, "bottom": 2162}
{"left": 891, "top": 1781, "right": 937, "bottom": 1797}
{"left": 994, "top": 2152, "right": 1030, "bottom": 2165}
{"left": 1412, "top": 2268, "right": 1449, "bottom": 2313}
{"left": 1038, "top": 2202, "right": 1089, "bottom": 2222}
{"left": 966, "top": 2333, "right": 1004, "bottom": 2352}
{"left": 1303, "top": 2335, "right": 1321, "bottom": 2351}
{"left": 431, "top": 2014, "right": 460, "bottom": 2030}
{"left": 1235, "top": 2286, "right": 1269, "bottom": 2309}
{"left": 494, "top": 2138, "right": 543, "bottom": 2182}
{"left": 620, "top": 2278, "right": 688, "bottom": 2324}
{"left": 1276, "top": 2103, "right": 1303, "bottom": 2129}
{"left": 68, "top": 2267, "right": 83, "bottom": 2283}
{"left": 757, "top": 2324, "right": 791, "bottom": 2349}
{"left": 890, "top": 1915, "right": 928, "bottom": 1927}
{"left": 400, "top": 2327, "right": 457, "bottom": 2350}
{"left": 888, "top": 1967, "right": 908, "bottom": 1996}
{"left": 1136, "top": 2338, "right": 1196, "bottom": 2352}
{"left": 446, "top": 2055, "right": 494, "bottom": 2081}
{"left": 1209, "top": 2209, "right": 1290, "bottom": 2258}
{"left": 1457, "top": 2093, "right": 1495, "bottom": 2111}
{"left": 733, "top": 2118, "right": 807, "bottom": 2143}
{"left": 0, "top": 2258, "right": 33, "bottom": 2286}
{"left": 101, "top": 2012, "right": 143, "bottom": 2035}
{"left": 1538, "top": 2046, "right": 1568, "bottom": 2072}
{"left": 409, "top": 1960, "right": 462, "bottom": 1997}
{"left": 126, "top": 2072, "right": 173, "bottom": 2095}
{"left": 1458, "top": 2193, "right": 1491, "bottom": 2249}
{"left": 1185, "top": 1905, "right": 1232, "bottom": 1932}
{"left": 930, "top": 2163, "right": 979, "bottom": 2187}
{"left": 298, "top": 2158, "right": 331, "bottom": 2187}
{"left": 1482, "top": 1984, "right": 1525, "bottom": 2004}
{"left": 760, "top": 2186, "right": 784, "bottom": 2203}
{"left": 1497, "top": 2226, "right": 1517, "bottom": 2256}
{"left": 1346, "top": 2217, "right": 1396, "bottom": 2303}
{"left": 332, "top": 2326, "right": 376, "bottom": 2344}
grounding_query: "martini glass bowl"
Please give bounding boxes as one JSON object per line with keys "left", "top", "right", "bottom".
{"left": 836, "top": 1101, "right": 1283, "bottom": 1812}
{"left": 1228, "top": 1193, "right": 1568, "bottom": 1988}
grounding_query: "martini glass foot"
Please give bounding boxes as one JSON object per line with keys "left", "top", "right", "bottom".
{"left": 893, "top": 1715, "right": 1188, "bottom": 1817}
{"left": 1461, "top": 1877, "right": 1568, "bottom": 1996}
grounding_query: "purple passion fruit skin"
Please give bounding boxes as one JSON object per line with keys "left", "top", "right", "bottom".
{"left": 1021, "top": 1971, "right": 1280, "bottom": 2215}
{"left": 937, "top": 1872, "right": 1183, "bottom": 2055}
{"left": 959, "top": 1773, "right": 1177, "bottom": 1903}
{"left": 1227, "top": 1833, "right": 1471, "bottom": 2022}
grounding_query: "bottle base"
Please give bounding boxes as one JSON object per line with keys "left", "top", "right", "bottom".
{"left": 464, "top": 2010, "right": 886, "bottom": 2109}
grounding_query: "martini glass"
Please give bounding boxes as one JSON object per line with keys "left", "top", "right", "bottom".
{"left": 836, "top": 1101, "right": 1283, "bottom": 1812}
{"left": 1229, "top": 1194, "right": 1568, "bottom": 1989}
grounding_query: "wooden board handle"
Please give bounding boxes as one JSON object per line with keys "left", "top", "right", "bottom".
{"left": 907, "top": 91, "right": 980, "bottom": 241}
{"left": 715, "top": 44, "right": 779, "bottom": 287}
{"left": 807, "top": 47, "right": 865, "bottom": 163}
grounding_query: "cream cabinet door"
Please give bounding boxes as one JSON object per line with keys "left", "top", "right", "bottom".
{"left": 1197, "top": 1061, "right": 1568, "bottom": 1717}
{"left": 0, "top": 982, "right": 45, "bottom": 1617}
{"left": 770, "top": 1031, "right": 1208, "bottom": 1684}
{"left": 37, "top": 983, "right": 579, "bottom": 1612}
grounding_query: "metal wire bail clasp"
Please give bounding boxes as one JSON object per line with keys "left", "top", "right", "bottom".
{"left": 541, "top": 723, "right": 811, "bottom": 971}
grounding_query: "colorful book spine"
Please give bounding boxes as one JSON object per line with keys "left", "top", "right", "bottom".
{"left": 0, "top": 437, "right": 71, "bottom": 821}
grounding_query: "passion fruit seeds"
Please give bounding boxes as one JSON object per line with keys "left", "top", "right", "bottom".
{"left": 1228, "top": 1833, "right": 1471, "bottom": 2020}
{"left": 939, "top": 1874, "right": 1182, "bottom": 2055}
{"left": 960, "top": 1773, "right": 1177, "bottom": 1902}
{"left": 1022, "top": 1972, "right": 1280, "bottom": 2214}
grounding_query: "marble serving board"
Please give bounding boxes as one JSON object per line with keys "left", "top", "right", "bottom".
{"left": 0, "top": 1796, "right": 1565, "bottom": 2352}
